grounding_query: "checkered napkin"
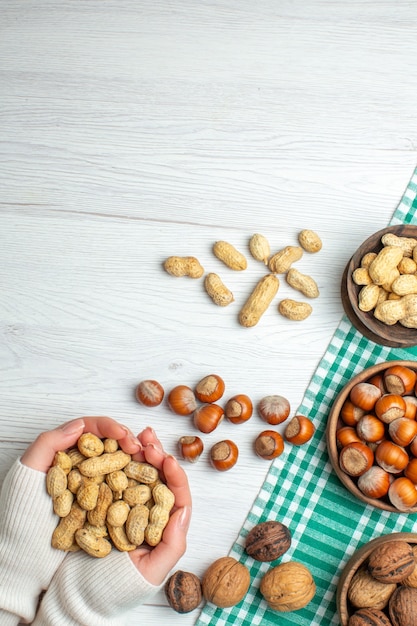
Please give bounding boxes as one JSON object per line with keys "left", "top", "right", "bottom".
{"left": 196, "top": 167, "right": 417, "bottom": 626}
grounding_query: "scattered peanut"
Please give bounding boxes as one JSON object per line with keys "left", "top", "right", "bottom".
{"left": 164, "top": 256, "right": 204, "bottom": 278}
{"left": 268, "top": 246, "right": 303, "bottom": 274}
{"left": 249, "top": 233, "right": 271, "bottom": 264}
{"left": 278, "top": 299, "right": 313, "bottom": 321}
{"left": 238, "top": 274, "right": 279, "bottom": 327}
{"left": 286, "top": 268, "right": 319, "bottom": 298}
{"left": 204, "top": 273, "right": 234, "bottom": 306}
{"left": 298, "top": 229, "right": 322, "bottom": 253}
{"left": 213, "top": 241, "right": 247, "bottom": 270}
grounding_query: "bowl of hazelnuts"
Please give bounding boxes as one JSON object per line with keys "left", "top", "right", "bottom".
{"left": 337, "top": 532, "right": 417, "bottom": 625}
{"left": 326, "top": 360, "right": 417, "bottom": 513}
{"left": 341, "top": 225, "right": 417, "bottom": 348}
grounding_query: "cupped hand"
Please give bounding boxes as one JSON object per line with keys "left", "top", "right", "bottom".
{"left": 21, "top": 416, "right": 142, "bottom": 473}
{"left": 129, "top": 427, "right": 192, "bottom": 586}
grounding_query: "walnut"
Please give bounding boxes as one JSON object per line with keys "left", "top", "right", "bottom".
{"left": 348, "top": 566, "right": 396, "bottom": 610}
{"left": 368, "top": 541, "right": 415, "bottom": 584}
{"left": 348, "top": 608, "right": 393, "bottom": 625}
{"left": 164, "top": 570, "right": 202, "bottom": 613}
{"left": 202, "top": 556, "right": 250, "bottom": 608}
{"left": 260, "top": 560, "right": 316, "bottom": 612}
{"left": 389, "top": 586, "right": 417, "bottom": 626}
{"left": 402, "top": 545, "right": 417, "bottom": 588}
{"left": 245, "top": 520, "right": 291, "bottom": 562}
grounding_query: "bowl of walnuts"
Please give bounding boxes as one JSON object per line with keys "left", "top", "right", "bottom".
{"left": 341, "top": 224, "right": 417, "bottom": 348}
{"left": 326, "top": 360, "right": 417, "bottom": 513}
{"left": 337, "top": 532, "right": 417, "bottom": 625}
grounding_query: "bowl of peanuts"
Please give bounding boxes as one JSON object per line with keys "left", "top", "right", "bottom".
{"left": 326, "top": 360, "right": 417, "bottom": 513}
{"left": 341, "top": 224, "right": 417, "bottom": 347}
{"left": 336, "top": 532, "right": 417, "bottom": 625}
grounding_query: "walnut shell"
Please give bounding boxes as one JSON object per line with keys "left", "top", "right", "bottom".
{"left": 348, "top": 607, "right": 393, "bottom": 625}
{"left": 400, "top": 545, "right": 417, "bottom": 588}
{"left": 245, "top": 520, "right": 291, "bottom": 562}
{"left": 165, "top": 570, "right": 202, "bottom": 613}
{"left": 368, "top": 541, "right": 415, "bottom": 584}
{"left": 389, "top": 586, "right": 417, "bottom": 626}
{"left": 348, "top": 566, "right": 397, "bottom": 610}
{"left": 202, "top": 556, "right": 250, "bottom": 608}
{"left": 260, "top": 561, "right": 316, "bottom": 612}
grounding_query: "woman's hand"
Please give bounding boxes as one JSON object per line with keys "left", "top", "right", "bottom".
{"left": 21, "top": 416, "right": 142, "bottom": 472}
{"left": 129, "top": 427, "right": 192, "bottom": 586}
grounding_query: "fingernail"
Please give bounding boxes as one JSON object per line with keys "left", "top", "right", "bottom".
{"left": 59, "top": 418, "right": 85, "bottom": 435}
{"left": 178, "top": 506, "right": 191, "bottom": 529}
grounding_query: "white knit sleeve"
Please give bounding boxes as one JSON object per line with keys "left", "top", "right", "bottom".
{"left": 0, "top": 459, "right": 66, "bottom": 624}
{"left": 32, "top": 550, "right": 162, "bottom": 625}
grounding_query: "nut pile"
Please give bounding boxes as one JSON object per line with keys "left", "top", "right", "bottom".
{"left": 347, "top": 539, "right": 417, "bottom": 625}
{"left": 352, "top": 231, "right": 417, "bottom": 328}
{"left": 163, "top": 229, "right": 322, "bottom": 326}
{"left": 46, "top": 433, "right": 174, "bottom": 558}
{"left": 336, "top": 364, "right": 417, "bottom": 511}
{"left": 136, "top": 375, "right": 315, "bottom": 470}
{"left": 164, "top": 519, "right": 316, "bottom": 614}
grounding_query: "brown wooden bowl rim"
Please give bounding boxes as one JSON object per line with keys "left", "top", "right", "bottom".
{"left": 342, "top": 224, "right": 417, "bottom": 348}
{"left": 337, "top": 531, "right": 417, "bottom": 626}
{"left": 326, "top": 360, "right": 417, "bottom": 513}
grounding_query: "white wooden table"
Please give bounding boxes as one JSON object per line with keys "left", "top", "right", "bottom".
{"left": 1, "top": 2, "right": 417, "bottom": 624}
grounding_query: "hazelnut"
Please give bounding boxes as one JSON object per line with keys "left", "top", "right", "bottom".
{"left": 245, "top": 520, "right": 291, "bottom": 562}
{"left": 165, "top": 570, "right": 202, "bottom": 613}
{"left": 368, "top": 541, "right": 415, "bottom": 584}
{"left": 258, "top": 395, "right": 290, "bottom": 425}
{"left": 348, "top": 566, "right": 396, "bottom": 610}
{"left": 254, "top": 430, "right": 284, "bottom": 460}
{"left": 260, "top": 561, "right": 316, "bottom": 612}
{"left": 348, "top": 607, "right": 393, "bottom": 625}
{"left": 202, "top": 556, "right": 250, "bottom": 608}
{"left": 135, "top": 379, "right": 164, "bottom": 407}
{"left": 389, "top": 585, "right": 417, "bottom": 626}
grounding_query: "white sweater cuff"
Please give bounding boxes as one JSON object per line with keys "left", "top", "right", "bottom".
{"left": 33, "top": 550, "right": 162, "bottom": 625}
{"left": 0, "top": 459, "right": 66, "bottom": 622}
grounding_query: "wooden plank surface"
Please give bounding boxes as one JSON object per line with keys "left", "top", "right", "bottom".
{"left": 1, "top": 1, "right": 417, "bottom": 623}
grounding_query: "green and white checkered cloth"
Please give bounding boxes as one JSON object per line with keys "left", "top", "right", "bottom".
{"left": 196, "top": 167, "right": 417, "bottom": 626}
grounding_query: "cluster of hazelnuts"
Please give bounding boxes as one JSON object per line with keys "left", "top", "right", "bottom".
{"left": 135, "top": 374, "right": 315, "bottom": 470}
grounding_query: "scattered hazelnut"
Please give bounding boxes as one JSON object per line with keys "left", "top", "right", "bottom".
{"left": 135, "top": 379, "right": 165, "bottom": 407}
{"left": 167, "top": 385, "right": 197, "bottom": 416}
{"left": 225, "top": 394, "right": 253, "bottom": 424}
{"left": 254, "top": 430, "right": 284, "bottom": 460}
{"left": 210, "top": 440, "right": 238, "bottom": 471}
{"left": 284, "top": 415, "right": 315, "bottom": 445}
{"left": 194, "top": 404, "right": 224, "bottom": 433}
{"left": 195, "top": 374, "right": 225, "bottom": 403}
{"left": 178, "top": 436, "right": 204, "bottom": 463}
{"left": 257, "top": 395, "right": 290, "bottom": 425}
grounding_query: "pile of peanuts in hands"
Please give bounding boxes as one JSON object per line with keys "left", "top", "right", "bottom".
{"left": 163, "top": 230, "right": 322, "bottom": 326}
{"left": 46, "top": 433, "right": 174, "bottom": 558}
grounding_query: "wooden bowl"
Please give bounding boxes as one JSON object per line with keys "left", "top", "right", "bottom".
{"left": 341, "top": 224, "right": 417, "bottom": 348}
{"left": 337, "top": 531, "right": 417, "bottom": 625}
{"left": 326, "top": 360, "right": 417, "bottom": 513}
